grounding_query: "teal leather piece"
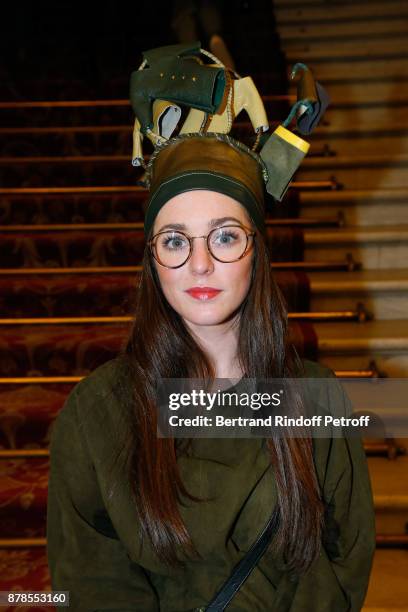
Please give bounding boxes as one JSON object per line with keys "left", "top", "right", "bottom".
{"left": 288, "top": 63, "right": 330, "bottom": 136}
{"left": 130, "top": 42, "right": 226, "bottom": 135}
{"left": 259, "top": 132, "right": 306, "bottom": 201}
{"left": 293, "top": 63, "right": 318, "bottom": 105}
{"left": 145, "top": 171, "right": 265, "bottom": 238}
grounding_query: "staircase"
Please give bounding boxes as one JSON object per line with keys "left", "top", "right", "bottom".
{"left": 274, "top": 0, "right": 408, "bottom": 609}
{"left": 0, "top": 0, "right": 407, "bottom": 610}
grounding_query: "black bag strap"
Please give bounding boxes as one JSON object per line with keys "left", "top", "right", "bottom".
{"left": 204, "top": 511, "right": 279, "bottom": 611}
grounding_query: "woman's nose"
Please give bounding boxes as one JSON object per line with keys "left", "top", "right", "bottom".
{"left": 188, "top": 236, "right": 214, "bottom": 273}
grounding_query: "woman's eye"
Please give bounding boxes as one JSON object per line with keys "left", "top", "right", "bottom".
{"left": 212, "top": 230, "right": 239, "bottom": 246}
{"left": 161, "top": 234, "right": 188, "bottom": 250}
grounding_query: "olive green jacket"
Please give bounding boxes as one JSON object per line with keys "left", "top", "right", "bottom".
{"left": 46, "top": 357, "right": 376, "bottom": 611}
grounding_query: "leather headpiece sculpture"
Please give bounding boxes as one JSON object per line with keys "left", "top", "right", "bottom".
{"left": 129, "top": 42, "right": 330, "bottom": 237}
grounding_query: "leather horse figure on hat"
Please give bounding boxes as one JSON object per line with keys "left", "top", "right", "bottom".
{"left": 129, "top": 41, "right": 330, "bottom": 201}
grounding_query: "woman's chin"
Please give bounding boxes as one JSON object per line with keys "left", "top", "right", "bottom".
{"left": 179, "top": 308, "right": 235, "bottom": 328}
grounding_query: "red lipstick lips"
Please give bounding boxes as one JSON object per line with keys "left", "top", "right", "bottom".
{"left": 185, "top": 287, "right": 222, "bottom": 300}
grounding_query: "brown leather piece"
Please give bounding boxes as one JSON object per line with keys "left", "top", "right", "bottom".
{"left": 148, "top": 135, "right": 265, "bottom": 211}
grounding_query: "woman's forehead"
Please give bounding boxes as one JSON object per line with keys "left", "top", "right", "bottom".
{"left": 154, "top": 190, "right": 250, "bottom": 224}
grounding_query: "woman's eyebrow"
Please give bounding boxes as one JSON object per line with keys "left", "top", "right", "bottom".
{"left": 157, "top": 217, "right": 242, "bottom": 233}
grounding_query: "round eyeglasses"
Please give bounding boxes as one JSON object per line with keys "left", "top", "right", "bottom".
{"left": 148, "top": 224, "right": 256, "bottom": 269}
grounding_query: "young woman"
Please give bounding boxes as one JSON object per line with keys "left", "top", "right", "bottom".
{"left": 46, "top": 133, "right": 376, "bottom": 611}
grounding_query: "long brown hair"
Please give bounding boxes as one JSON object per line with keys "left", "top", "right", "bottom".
{"left": 113, "top": 217, "right": 325, "bottom": 577}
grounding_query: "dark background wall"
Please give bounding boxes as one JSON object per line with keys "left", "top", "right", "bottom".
{"left": 0, "top": 1, "right": 287, "bottom": 100}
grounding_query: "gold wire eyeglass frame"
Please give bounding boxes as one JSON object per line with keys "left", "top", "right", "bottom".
{"left": 147, "top": 224, "right": 256, "bottom": 269}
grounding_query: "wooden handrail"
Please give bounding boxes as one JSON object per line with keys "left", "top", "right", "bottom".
{"left": 0, "top": 95, "right": 295, "bottom": 110}
{"left": 0, "top": 178, "right": 339, "bottom": 194}
{"left": 0, "top": 316, "right": 132, "bottom": 324}
{"left": 0, "top": 364, "right": 381, "bottom": 385}
{"left": 336, "top": 362, "right": 382, "bottom": 378}
{"left": 0, "top": 123, "right": 281, "bottom": 135}
{"left": 289, "top": 180, "right": 339, "bottom": 190}
{"left": 0, "top": 376, "right": 83, "bottom": 384}
{"left": 0, "top": 155, "right": 131, "bottom": 163}
{"left": 0, "top": 186, "right": 146, "bottom": 194}
{"left": 0, "top": 449, "right": 49, "bottom": 458}
{"left": 364, "top": 441, "right": 407, "bottom": 459}
{"left": 0, "top": 125, "right": 338, "bottom": 157}
{"left": 0, "top": 538, "right": 47, "bottom": 547}
{"left": 289, "top": 306, "right": 371, "bottom": 322}
{"left": 0, "top": 99, "right": 133, "bottom": 109}
{"left": 0, "top": 255, "right": 361, "bottom": 275}
{"left": 336, "top": 371, "right": 378, "bottom": 378}
{"left": 0, "top": 120, "right": 282, "bottom": 135}
{"left": 0, "top": 125, "right": 132, "bottom": 134}
{"left": 0, "top": 216, "right": 342, "bottom": 232}
{"left": 0, "top": 307, "right": 370, "bottom": 325}
{"left": 0, "top": 266, "right": 148, "bottom": 275}
{"left": 0, "top": 535, "right": 404, "bottom": 549}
